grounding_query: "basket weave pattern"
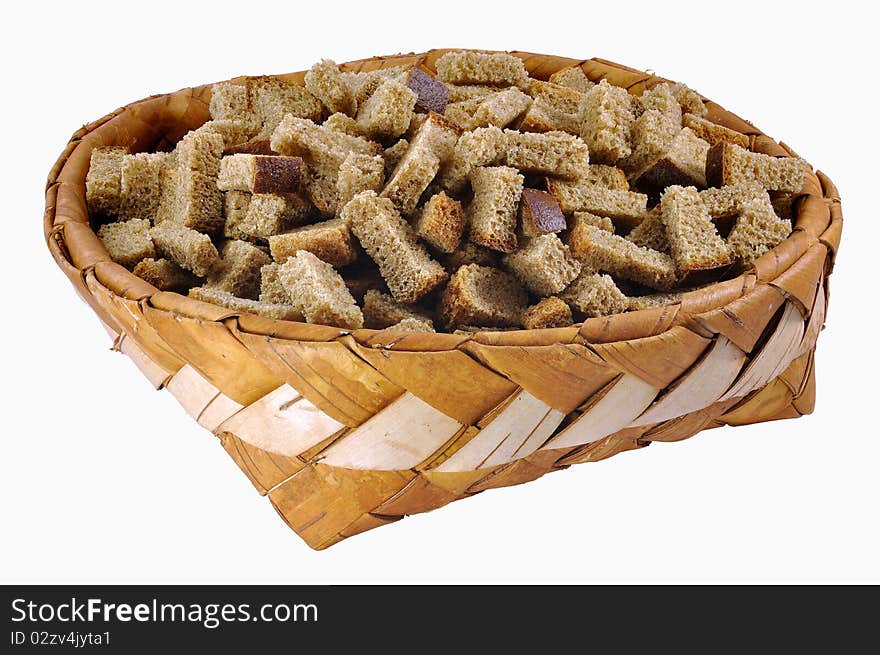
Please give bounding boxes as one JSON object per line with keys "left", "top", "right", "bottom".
{"left": 45, "top": 50, "right": 841, "bottom": 549}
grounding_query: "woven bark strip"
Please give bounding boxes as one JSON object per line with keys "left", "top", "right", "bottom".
{"left": 45, "top": 50, "right": 840, "bottom": 549}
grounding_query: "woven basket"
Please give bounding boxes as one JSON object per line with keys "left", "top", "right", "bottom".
{"left": 45, "top": 50, "right": 841, "bottom": 549}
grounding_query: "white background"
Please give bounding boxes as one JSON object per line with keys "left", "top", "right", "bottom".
{"left": 1, "top": 0, "right": 877, "bottom": 583}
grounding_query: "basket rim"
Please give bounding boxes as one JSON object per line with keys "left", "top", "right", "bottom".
{"left": 44, "top": 48, "right": 842, "bottom": 352}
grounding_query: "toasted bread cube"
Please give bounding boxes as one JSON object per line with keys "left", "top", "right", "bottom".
{"left": 518, "top": 97, "right": 581, "bottom": 135}
{"left": 226, "top": 139, "right": 276, "bottom": 156}
{"left": 149, "top": 222, "right": 221, "bottom": 277}
{"left": 239, "top": 193, "right": 312, "bottom": 240}
{"left": 638, "top": 83, "right": 683, "bottom": 126}
{"left": 726, "top": 193, "right": 792, "bottom": 263}
{"left": 86, "top": 146, "right": 127, "bottom": 216}
{"left": 209, "top": 82, "right": 250, "bottom": 121}
{"left": 571, "top": 211, "right": 614, "bottom": 234}
{"left": 560, "top": 271, "right": 628, "bottom": 318}
{"left": 259, "top": 262, "right": 288, "bottom": 303}
{"left": 414, "top": 191, "right": 465, "bottom": 254}
{"left": 119, "top": 152, "right": 169, "bottom": 221}
{"left": 223, "top": 191, "right": 253, "bottom": 240}
{"left": 468, "top": 166, "right": 524, "bottom": 253}
{"left": 206, "top": 240, "right": 272, "bottom": 298}
{"left": 323, "top": 112, "right": 367, "bottom": 137}
{"left": 217, "top": 154, "right": 303, "bottom": 194}
{"left": 387, "top": 317, "right": 436, "bottom": 333}
{"left": 699, "top": 182, "right": 766, "bottom": 219}
{"left": 277, "top": 250, "right": 363, "bottom": 329}
{"left": 177, "top": 130, "right": 225, "bottom": 177}
{"left": 442, "top": 241, "right": 500, "bottom": 272}
{"left": 519, "top": 188, "right": 567, "bottom": 238}
{"left": 437, "top": 125, "right": 505, "bottom": 194}
{"left": 189, "top": 286, "right": 303, "bottom": 321}
{"left": 582, "top": 165, "right": 629, "bottom": 190}
{"left": 383, "top": 139, "right": 409, "bottom": 175}
{"left": 548, "top": 66, "right": 594, "bottom": 92}
{"left": 409, "top": 111, "right": 461, "bottom": 159}
{"left": 154, "top": 166, "right": 224, "bottom": 233}
{"left": 444, "top": 83, "right": 501, "bottom": 102}
{"left": 196, "top": 119, "right": 257, "bottom": 150}
{"left": 249, "top": 76, "right": 324, "bottom": 138}
{"left": 341, "top": 67, "right": 411, "bottom": 106}
{"left": 133, "top": 258, "right": 198, "bottom": 292}
{"left": 672, "top": 83, "right": 706, "bottom": 117}
{"left": 635, "top": 127, "right": 710, "bottom": 194}
{"left": 578, "top": 79, "right": 635, "bottom": 164}
{"left": 546, "top": 178, "right": 648, "bottom": 229}
{"left": 620, "top": 109, "right": 679, "bottom": 180}
{"left": 522, "top": 296, "right": 574, "bottom": 329}
{"left": 97, "top": 218, "right": 155, "bottom": 269}
{"left": 355, "top": 79, "right": 417, "bottom": 139}
{"left": 439, "top": 264, "right": 527, "bottom": 329}
{"left": 706, "top": 142, "right": 807, "bottom": 193}
{"left": 528, "top": 80, "right": 585, "bottom": 113}
{"left": 344, "top": 191, "right": 448, "bottom": 303}
{"left": 503, "top": 234, "right": 582, "bottom": 296}
{"left": 268, "top": 218, "right": 356, "bottom": 267}
{"left": 683, "top": 114, "right": 749, "bottom": 148}
{"left": 626, "top": 207, "right": 669, "bottom": 253}
{"left": 443, "top": 97, "right": 486, "bottom": 130}
{"left": 504, "top": 130, "right": 590, "bottom": 178}
{"left": 337, "top": 152, "right": 385, "bottom": 210}
{"left": 567, "top": 223, "right": 676, "bottom": 290}
{"left": 363, "top": 289, "right": 431, "bottom": 329}
{"left": 407, "top": 68, "right": 450, "bottom": 114}
{"left": 380, "top": 145, "right": 439, "bottom": 215}
{"left": 471, "top": 88, "right": 533, "bottom": 128}
{"left": 304, "top": 59, "right": 355, "bottom": 116}
{"left": 435, "top": 51, "right": 530, "bottom": 89}
{"left": 660, "top": 186, "right": 733, "bottom": 274}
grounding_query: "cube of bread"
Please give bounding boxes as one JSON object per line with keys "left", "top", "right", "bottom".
{"left": 699, "top": 182, "right": 765, "bottom": 219}
{"left": 442, "top": 241, "right": 500, "bottom": 272}
{"left": 522, "top": 296, "right": 574, "bottom": 330}
{"left": 635, "top": 127, "right": 710, "bottom": 194}
{"left": 154, "top": 166, "right": 224, "bottom": 233}
{"left": 625, "top": 207, "right": 669, "bottom": 253}
{"left": 387, "top": 317, "right": 436, "bottom": 333}
{"left": 519, "top": 188, "right": 567, "bottom": 238}
{"left": 343, "top": 191, "right": 448, "bottom": 303}
{"left": 383, "top": 139, "right": 410, "bottom": 175}
{"left": 638, "top": 83, "right": 683, "bottom": 126}
{"left": 238, "top": 193, "right": 312, "bottom": 240}
{"left": 86, "top": 146, "right": 127, "bottom": 216}
{"left": 620, "top": 109, "right": 679, "bottom": 180}
{"left": 363, "top": 289, "right": 432, "bottom": 329}
{"left": 672, "top": 83, "right": 706, "bottom": 117}
{"left": 408, "top": 111, "right": 462, "bottom": 159}
{"left": 571, "top": 211, "right": 614, "bottom": 234}
{"left": 559, "top": 271, "right": 628, "bottom": 318}
{"left": 196, "top": 119, "right": 257, "bottom": 150}
{"left": 444, "top": 83, "right": 501, "bottom": 102}
{"left": 380, "top": 145, "right": 440, "bottom": 215}
{"left": 97, "top": 218, "right": 156, "bottom": 269}
{"left": 177, "top": 130, "right": 225, "bottom": 177}
{"left": 206, "top": 239, "right": 272, "bottom": 299}
{"left": 342, "top": 67, "right": 411, "bottom": 107}
{"left": 567, "top": 223, "right": 676, "bottom": 290}
{"left": 578, "top": 79, "right": 635, "bottom": 164}
{"left": 304, "top": 59, "right": 355, "bottom": 116}
{"left": 405, "top": 112, "right": 429, "bottom": 139}
{"left": 437, "top": 125, "right": 505, "bottom": 194}
{"left": 548, "top": 66, "right": 594, "bottom": 92}
{"left": 259, "top": 262, "right": 288, "bottom": 303}
{"left": 269, "top": 218, "right": 356, "bottom": 267}
{"left": 628, "top": 292, "right": 683, "bottom": 312}
{"left": 706, "top": 142, "right": 807, "bottom": 193}
{"left": 528, "top": 80, "right": 585, "bottom": 114}
{"left": 337, "top": 152, "right": 385, "bottom": 209}
{"left": 209, "top": 82, "right": 249, "bottom": 121}
{"left": 471, "top": 88, "right": 533, "bottom": 128}
{"left": 503, "top": 130, "right": 590, "bottom": 178}
{"left": 468, "top": 166, "right": 524, "bottom": 253}
{"left": 407, "top": 68, "right": 451, "bottom": 114}
{"left": 189, "top": 286, "right": 303, "bottom": 321}
{"left": 414, "top": 191, "right": 465, "bottom": 253}
{"left": 119, "top": 152, "right": 168, "bottom": 221}
{"left": 223, "top": 191, "right": 253, "bottom": 240}
{"left": 249, "top": 76, "right": 324, "bottom": 138}
{"left": 726, "top": 193, "right": 792, "bottom": 263}
{"left": 443, "top": 96, "right": 487, "bottom": 130}
{"left": 355, "top": 79, "right": 417, "bottom": 139}
{"left": 518, "top": 96, "right": 581, "bottom": 135}
{"left": 660, "top": 186, "right": 733, "bottom": 274}
{"left": 149, "top": 222, "right": 221, "bottom": 277}
{"left": 133, "top": 257, "right": 198, "bottom": 292}
{"left": 323, "top": 112, "right": 367, "bottom": 137}
{"left": 583, "top": 165, "right": 629, "bottom": 190}
{"left": 435, "top": 51, "right": 530, "bottom": 89}
{"left": 503, "top": 234, "right": 582, "bottom": 296}
{"left": 277, "top": 250, "right": 364, "bottom": 329}
{"left": 546, "top": 178, "right": 648, "bottom": 229}
{"left": 438, "top": 264, "right": 527, "bottom": 329}
{"left": 225, "top": 138, "right": 277, "bottom": 156}
{"left": 683, "top": 114, "right": 749, "bottom": 148}
{"left": 217, "top": 154, "right": 303, "bottom": 194}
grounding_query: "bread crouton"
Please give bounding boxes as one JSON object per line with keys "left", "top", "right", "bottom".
{"left": 438, "top": 264, "right": 527, "bottom": 328}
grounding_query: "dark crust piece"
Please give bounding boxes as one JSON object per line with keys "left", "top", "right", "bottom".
{"left": 636, "top": 158, "right": 705, "bottom": 199}
{"left": 226, "top": 139, "right": 277, "bottom": 156}
{"left": 253, "top": 155, "right": 302, "bottom": 194}
{"left": 408, "top": 69, "right": 451, "bottom": 114}
{"left": 520, "top": 188, "right": 567, "bottom": 235}
{"left": 705, "top": 141, "right": 729, "bottom": 188}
